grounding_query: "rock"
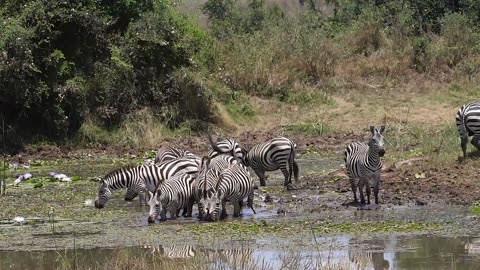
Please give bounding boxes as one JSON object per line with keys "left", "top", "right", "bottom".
{"left": 415, "top": 199, "right": 427, "bottom": 206}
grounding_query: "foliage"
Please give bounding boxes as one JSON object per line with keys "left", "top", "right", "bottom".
{"left": 0, "top": 0, "right": 211, "bottom": 143}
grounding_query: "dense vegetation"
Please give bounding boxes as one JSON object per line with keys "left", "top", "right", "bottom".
{"left": 1, "top": 0, "right": 480, "bottom": 148}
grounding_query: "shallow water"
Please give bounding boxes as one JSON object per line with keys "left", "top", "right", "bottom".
{"left": 2, "top": 155, "right": 479, "bottom": 269}
{"left": 2, "top": 235, "right": 480, "bottom": 269}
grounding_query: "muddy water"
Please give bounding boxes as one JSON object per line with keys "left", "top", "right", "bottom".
{"left": 1, "top": 235, "right": 480, "bottom": 269}
{"left": 2, "top": 155, "right": 480, "bottom": 269}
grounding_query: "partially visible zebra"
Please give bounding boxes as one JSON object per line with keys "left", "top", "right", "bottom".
{"left": 122, "top": 146, "right": 197, "bottom": 202}
{"left": 147, "top": 173, "right": 196, "bottom": 223}
{"left": 95, "top": 157, "right": 199, "bottom": 209}
{"left": 456, "top": 102, "right": 480, "bottom": 159}
{"left": 243, "top": 137, "right": 299, "bottom": 189}
{"left": 195, "top": 155, "right": 238, "bottom": 220}
{"left": 154, "top": 145, "right": 197, "bottom": 164}
{"left": 344, "top": 126, "right": 385, "bottom": 205}
{"left": 201, "top": 162, "right": 256, "bottom": 221}
{"left": 207, "top": 135, "right": 244, "bottom": 161}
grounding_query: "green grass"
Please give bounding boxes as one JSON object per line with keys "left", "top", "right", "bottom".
{"left": 285, "top": 121, "right": 332, "bottom": 136}
{"left": 386, "top": 123, "right": 460, "bottom": 164}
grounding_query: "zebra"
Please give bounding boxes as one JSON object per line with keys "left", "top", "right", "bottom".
{"left": 207, "top": 135, "right": 244, "bottom": 161}
{"left": 94, "top": 157, "right": 199, "bottom": 209}
{"left": 147, "top": 173, "right": 196, "bottom": 223}
{"left": 344, "top": 126, "right": 385, "bottom": 205}
{"left": 154, "top": 145, "right": 197, "bottom": 164}
{"left": 121, "top": 146, "right": 197, "bottom": 203}
{"left": 242, "top": 137, "right": 299, "bottom": 190}
{"left": 195, "top": 155, "right": 238, "bottom": 220}
{"left": 456, "top": 102, "right": 480, "bottom": 159}
{"left": 201, "top": 162, "right": 256, "bottom": 221}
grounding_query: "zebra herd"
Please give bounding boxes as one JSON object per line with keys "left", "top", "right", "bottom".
{"left": 94, "top": 101, "right": 480, "bottom": 222}
{"left": 94, "top": 136, "right": 299, "bottom": 222}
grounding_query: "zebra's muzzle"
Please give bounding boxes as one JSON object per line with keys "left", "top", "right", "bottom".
{"left": 147, "top": 216, "right": 156, "bottom": 224}
{"left": 94, "top": 200, "right": 104, "bottom": 209}
{"left": 379, "top": 149, "right": 385, "bottom": 157}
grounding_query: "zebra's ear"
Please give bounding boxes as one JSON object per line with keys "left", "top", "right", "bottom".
{"left": 370, "top": 126, "right": 375, "bottom": 134}
{"left": 380, "top": 125, "right": 385, "bottom": 133}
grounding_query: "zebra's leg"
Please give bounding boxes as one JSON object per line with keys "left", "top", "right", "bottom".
{"left": 280, "top": 165, "right": 291, "bottom": 187}
{"left": 461, "top": 135, "right": 469, "bottom": 159}
{"left": 349, "top": 176, "right": 358, "bottom": 204}
{"left": 160, "top": 208, "right": 168, "bottom": 221}
{"left": 169, "top": 204, "right": 177, "bottom": 219}
{"left": 254, "top": 169, "right": 267, "bottom": 187}
{"left": 293, "top": 161, "right": 299, "bottom": 182}
{"left": 472, "top": 134, "right": 480, "bottom": 152}
{"left": 358, "top": 179, "right": 366, "bottom": 205}
{"left": 374, "top": 174, "right": 381, "bottom": 205}
{"left": 197, "top": 202, "right": 204, "bottom": 220}
{"left": 220, "top": 201, "right": 228, "bottom": 219}
{"left": 124, "top": 188, "right": 138, "bottom": 201}
{"left": 233, "top": 201, "right": 241, "bottom": 217}
{"left": 366, "top": 179, "right": 371, "bottom": 205}
{"left": 247, "top": 191, "right": 256, "bottom": 214}
{"left": 185, "top": 198, "right": 194, "bottom": 218}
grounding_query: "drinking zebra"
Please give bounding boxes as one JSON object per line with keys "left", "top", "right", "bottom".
{"left": 207, "top": 135, "right": 244, "bottom": 161}
{"left": 147, "top": 173, "right": 196, "bottom": 223}
{"left": 195, "top": 155, "right": 238, "bottom": 220}
{"left": 456, "top": 102, "right": 480, "bottom": 159}
{"left": 201, "top": 162, "right": 256, "bottom": 221}
{"left": 154, "top": 145, "right": 197, "bottom": 164}
{"left": 344, "top": 126, "right": 385, "bottom": 205}
{"left": 242, "top": 137, "right": 299, "bottom": 189}
{"left": 94, "top": 157, "right": 200, "bottom": 208}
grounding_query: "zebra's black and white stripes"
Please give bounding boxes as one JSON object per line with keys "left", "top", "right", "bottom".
{"left": 243, "top": 137, "right": 299, "bottom": 189}
{"left": 155, "top": 145, "right": 196, "bottom": 164}
{"left": 195, "top": 155, "right": 238, "bottom": 220}
{"left": 344, "top": 126, "right": 385, "bottom": 205}
{"left": 456, "top": 102, "right": 480, "bottom": 159}
{"left": 208, "top": 135, "right": 244, "bottom": 161}
{"left": 148, "top": 173, "right": 196, "bottom": 223}
{"left": 95, "top": 157, "right": 199, "bottom": 208}
{"left": 201, "top": 162, "right": 256, "bottom": 221}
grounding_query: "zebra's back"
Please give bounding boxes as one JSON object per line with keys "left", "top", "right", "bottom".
{"left": 208, "top": 138, "right": 243, "bottom": 161}
{"left": 155, "top": 145, "right": 196, "bottom": 164}
{"left": 143, "top": 157, "right": 199, "bottom": 192}
{"left": 247, "top": 137, "right": 296, "bottom": 171}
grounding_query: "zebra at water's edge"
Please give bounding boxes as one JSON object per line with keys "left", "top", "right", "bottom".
{"left": 94, "top": 157, "right": 199, "bottom": 209}
{"left": 147, "top": 173, "right": 196, "bottom": 223}
{"left": 195, "top": 155, "right": 238, "bottom": 220}
{"left": 344, "top": 126, "right": 385, "bottom": 205}
{"left": 243, "top": 137, "right": 299, "bottom": 190}
{"left": 201, "top": 162, "right": 256, "bottom": 222}
{"left": 456, "top": 101, "right": 480, "bottom": 160}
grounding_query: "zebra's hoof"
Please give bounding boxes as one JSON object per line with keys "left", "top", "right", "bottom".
{"left": 285, "top": 183, "right": 297, "bottom": 191}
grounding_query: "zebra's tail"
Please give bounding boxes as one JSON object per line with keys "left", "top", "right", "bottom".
{"left": 288, "top": 141, "right": 298, "bottom": 183}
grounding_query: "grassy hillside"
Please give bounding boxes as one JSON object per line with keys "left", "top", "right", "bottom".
{"left": 1, "top": 0, "right": 480, "bottom": 153}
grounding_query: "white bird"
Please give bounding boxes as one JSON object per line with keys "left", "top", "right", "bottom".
{"left": 84, "top": 199, "right": 94, "bottom": 206}
{"left": 13, "top": 216, "right": 25, "bottom": 223}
